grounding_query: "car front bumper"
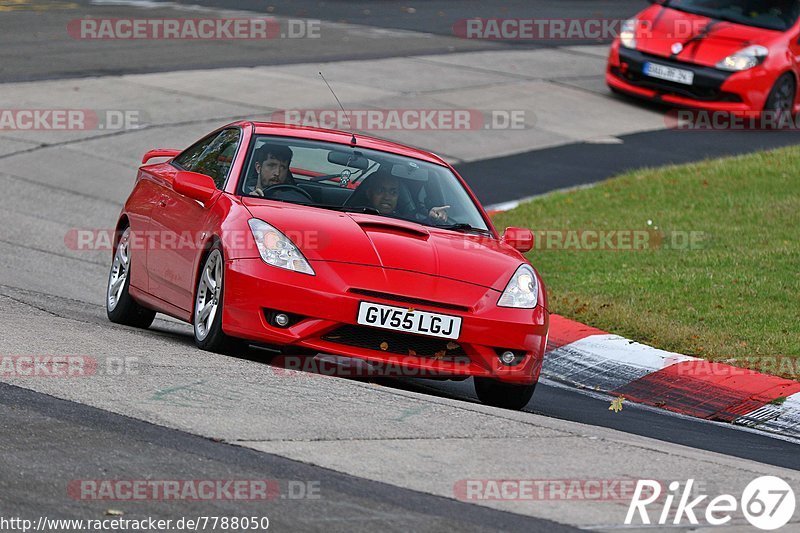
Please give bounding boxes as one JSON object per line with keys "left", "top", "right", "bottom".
{"left": 607, "top": 42, "right": 775, "bottom": 114}
{"left": 222, "top": 258, "right": 548, "bottom": 385}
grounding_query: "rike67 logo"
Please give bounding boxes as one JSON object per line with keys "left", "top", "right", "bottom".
{"left": 626, "top": 476, "right": 796, "bottom": 530}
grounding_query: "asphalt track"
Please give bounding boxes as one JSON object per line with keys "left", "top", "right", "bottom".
{"left": 1, "top": 0, "right": 799, "bottom": 531}
{"left": 132, "top": 0, "right": 643, "bottom": 41}
{"left": 0, "top": 0, "right": 645, "bottom": 83}
{"left": 0, "top": 381, "right": 577, "bottom": 533}
{"left": 457, "top": 127, "right": 800, "bottom": 206}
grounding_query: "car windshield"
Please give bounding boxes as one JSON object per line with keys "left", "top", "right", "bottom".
{"left": 665, "top": 0, "right": 800, "bottom": 31}
{"left": 240, "top": 136, "right": 491, "bottom": 233}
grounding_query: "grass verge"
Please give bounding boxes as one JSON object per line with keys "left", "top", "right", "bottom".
{"left": 494, "top": 145, "right": 800, "bottom": 378}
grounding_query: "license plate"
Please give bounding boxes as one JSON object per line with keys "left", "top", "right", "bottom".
{"left": 643, "top": 62, "right": 694, "bottom": 85}
{"left": 356, "top": 302, "right": 462, "bottom": 340}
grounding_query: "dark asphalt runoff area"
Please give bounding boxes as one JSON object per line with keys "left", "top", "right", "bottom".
{"left": 0, "top": 381, "right": 579, "bottom": 533}
{"left": 0, "top": 0, "right": 647, "bottom": 83}
{"left": 155, "top": 0, "right": 644, "bottom": 40}
{"left": 457, "top": 126, "right": 800, "bottom": 205}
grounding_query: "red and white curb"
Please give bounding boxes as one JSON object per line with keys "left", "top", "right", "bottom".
{"left": 544, "top": 315, "right": 800, "bottom": 439}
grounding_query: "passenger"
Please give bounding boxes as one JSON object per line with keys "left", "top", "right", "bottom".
{"left": 364, "top": 172, "right": 449, "bottom": 223}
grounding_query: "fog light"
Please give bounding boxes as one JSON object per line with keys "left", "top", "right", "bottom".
{"left": 500, "top": 351, "right": 516, "bottom": 365}
{"left": 274, "top": 313, "right": 290, "bottom": 327}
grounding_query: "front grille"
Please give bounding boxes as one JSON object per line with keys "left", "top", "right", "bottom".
{"left": 612, "top": 67, "right": 741, "bottom": 102}
{"left": 615, "top": 48, "right": 741, "bottom": 103}
{"left": 322, "top": 325, "right": 468, "bottom": 360}
{"left": 348, "top": 288, "right": 470, "bottom": 313}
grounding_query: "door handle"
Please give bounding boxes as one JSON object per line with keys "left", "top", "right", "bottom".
{"left": 158, "top": 196, "right": 168, "bottom": 208}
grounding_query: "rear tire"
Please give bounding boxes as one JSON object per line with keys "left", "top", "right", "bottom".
{"left": 106, "top": 227, "right": 156, "bottom": 328}
{"left": 474, "top": 378, "right": 536, "bottom": 410}
{"left": 193, "top": 242, "right": 247, "bottom": 355}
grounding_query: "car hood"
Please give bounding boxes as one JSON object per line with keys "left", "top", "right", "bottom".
{"left": 242, "top": 199, "right": 525, "bottom": 291}
{"left": 636, "top": 5, "right": 781, "bottom": 67}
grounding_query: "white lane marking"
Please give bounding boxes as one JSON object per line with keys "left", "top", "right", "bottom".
{"left": 484, "top": 183, "right": 599, "bottom": 213}
{"left": 585, "top": 136, "right": 624, "bottom": 144}
{"left": 563, "top": 334, "right": 698, "bottom": 371}
{"left": 542, "top": 334, "right": 699, "bottom": 392}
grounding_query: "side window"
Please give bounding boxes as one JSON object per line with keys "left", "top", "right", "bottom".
{"left": 174, "top": 128, "right": 241, "bottom": 189}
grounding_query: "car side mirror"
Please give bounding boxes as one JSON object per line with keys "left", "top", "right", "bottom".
{"left": 502, "top": 227, "right": 534, "bottom": 253}
{"left": 174, "top": 171, "right": 218, "bottom": 204}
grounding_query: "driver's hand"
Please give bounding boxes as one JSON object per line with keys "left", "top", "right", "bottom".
{"left": 253, "top": 187, "right": 265, "bottom": 197}
{"left": 429, "top": 205, "right": 450, "bottom": 223}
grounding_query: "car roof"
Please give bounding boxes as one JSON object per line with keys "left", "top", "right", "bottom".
{"left": 243, "top": 121, "right": 450, "bottom": 167}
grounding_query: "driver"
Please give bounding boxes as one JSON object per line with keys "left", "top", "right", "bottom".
{"left": 364, "top": 172, "right": 449, "bottom": 223}
{"left": 250, "top": 144, "right": 296, "bottom": 196}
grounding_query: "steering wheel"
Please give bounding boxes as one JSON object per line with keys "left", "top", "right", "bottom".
{"left": 262, "top": 184, "right": 314, "bottom": 202}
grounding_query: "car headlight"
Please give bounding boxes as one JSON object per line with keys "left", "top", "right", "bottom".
{"left": 248, "top": 218, "right": 315, "bottom": 275}
{"left": 497, "top": 265, "right": 538, "bottom": 309}
{"left": 716, "top": 45, "right": 768, "bottom": 71}
{"left": 620, "top": 18, "right": 638, "bottom": 49}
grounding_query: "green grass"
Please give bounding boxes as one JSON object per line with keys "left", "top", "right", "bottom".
{"left": 495, "top": 146, "right": 800, "bottom": 377}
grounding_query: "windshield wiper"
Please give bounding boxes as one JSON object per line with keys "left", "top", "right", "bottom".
{"left": 436, "top": 223, "right": 492, "bottom": 235}
{"left": 330, "top": 205, "right": 382, "bottom": 215}
{"left": 292, "top": 202, "right": 382, "bottom": 215}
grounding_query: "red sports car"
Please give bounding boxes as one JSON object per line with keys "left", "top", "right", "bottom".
{"left": 106, "top": 121, "right": 548, "bottom": 409}
{"left": 607, "top": 0, "right": 800, "bottom": 116}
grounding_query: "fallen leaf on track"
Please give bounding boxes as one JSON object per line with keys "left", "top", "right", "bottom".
{"left": 609, "top": 396, "right": 625, "bottom": 413}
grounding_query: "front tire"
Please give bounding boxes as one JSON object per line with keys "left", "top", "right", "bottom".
{"left": 764, "top": 73, "right": 796, "bottom": 122}
{"left": 106, "top": 226, "right": 156, "bottom": 328}
{"left": 193, "top": 242, "right": 246, "bottom": 354}
{"left": 474, "top": 377, "right": 536, "bottom": 410}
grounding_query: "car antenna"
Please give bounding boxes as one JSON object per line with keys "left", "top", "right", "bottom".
{"left": 319, "top": 71, "right": 357, "bottom": 146}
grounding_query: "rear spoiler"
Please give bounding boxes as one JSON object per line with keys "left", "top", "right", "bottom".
{"left": 142, "top": 149, "right": 180, "bottom": 164}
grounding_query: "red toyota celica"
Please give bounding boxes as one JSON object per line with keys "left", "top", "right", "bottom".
{"left": 106, "top": 121, "right": 548, "bottom": 409}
